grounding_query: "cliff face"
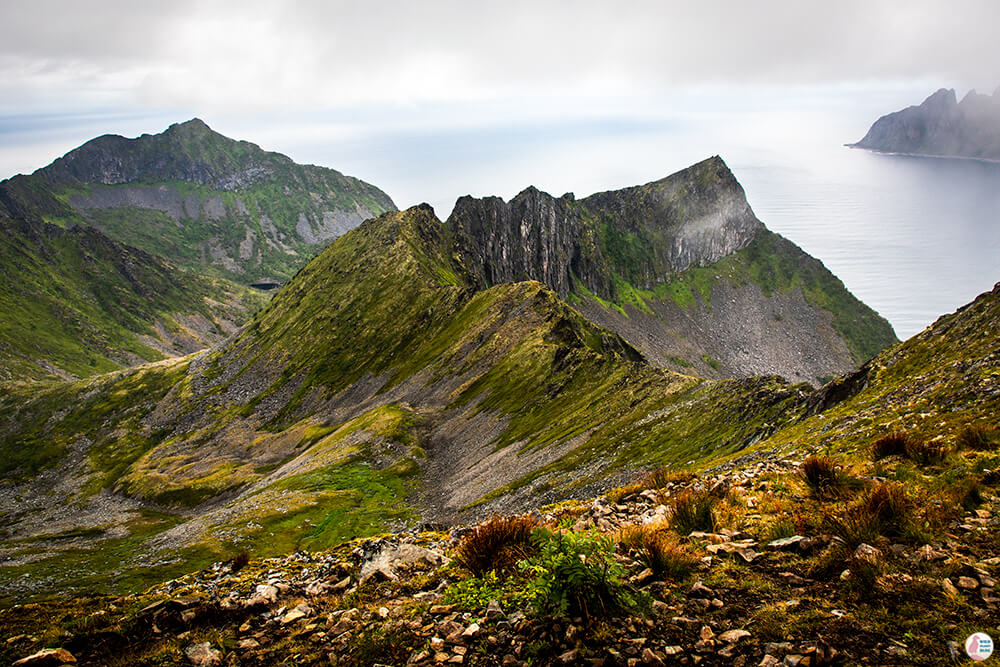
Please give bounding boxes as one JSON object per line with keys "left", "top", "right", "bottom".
{"left": 851, "top": 87, "right": 1000, "bottom": 160}
{"left": 0, "top": 119, "right": 397, "bottom": 282}
{"left": 447, "top": 157, "right": 895, "bottom": 384}
{"left": 448, "top": 156, "right": 761, "bottom": 302}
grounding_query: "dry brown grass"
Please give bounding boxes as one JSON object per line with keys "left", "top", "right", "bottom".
{"left": 872, "top": 432, "right": 910, "bottom": 459}
{"left": 453, "top": 514, "right": 539, "bottom": 576}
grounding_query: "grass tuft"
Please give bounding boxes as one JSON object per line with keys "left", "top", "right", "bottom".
{"left": 957, "top": 425, "right": 999, "bottom": 451}
{"left": 453, "top": 514, "right": 539, "bottom": 577}
{"left": 669, "top": 489, "right": 716, "bottom": 534}
{"left": 801, "top": 455, "right": 859, "bottom": 498}
{"left": 872, "top": 432, "right": 910, "bottom": 459}
{"left": 618, "top": 523, "right": 697, "bottom": 580}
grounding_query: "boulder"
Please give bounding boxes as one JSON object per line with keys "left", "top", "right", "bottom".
{"left": 12, "top": 648, "right": 77, "bottom": 666}
{"left": 184, "top": 642, "right": 222, "bottom": 667}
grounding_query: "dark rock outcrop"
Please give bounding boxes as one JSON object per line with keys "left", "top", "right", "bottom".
{"left": 448, "top": 156, "right": 761, "bottom": 301}
{"left": 850, "top": 87, "right": 1000, "bottom": 161}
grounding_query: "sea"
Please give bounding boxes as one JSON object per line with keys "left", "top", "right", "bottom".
{"left": 735, "top": 145, "right": 1000, "bottom": 340}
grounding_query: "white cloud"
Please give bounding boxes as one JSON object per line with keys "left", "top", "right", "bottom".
{"left": 1, "top": 1, "right": 997, "bottom": 114}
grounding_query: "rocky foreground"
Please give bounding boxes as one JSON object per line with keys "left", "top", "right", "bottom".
{"left": 2, "top": 440, "right": 998, "bottom": 666}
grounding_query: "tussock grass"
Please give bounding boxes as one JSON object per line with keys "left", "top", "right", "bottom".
{"left": 957, "top": 425, "right": 998, "bottom": 451}
{"left": 618, "top": 522, "right": 698, "bottom": 581}
{"left": 453, "top": 514, "right": 539, "bottom": 577}
{"left": 801, "top": 455, "right": 860, "bottom": 499}
{"left": 872, "top": 432, "right": 910, "bottom": 459}
{"left": 669, "top": 489, "right": 716, "bottom": 534}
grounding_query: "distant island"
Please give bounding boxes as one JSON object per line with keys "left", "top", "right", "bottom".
{"left": 849, "top": 87, "right": 1000, "bottom": 161}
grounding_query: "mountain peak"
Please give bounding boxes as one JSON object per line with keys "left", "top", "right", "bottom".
{"left": 852, "top": 86, "right": 1000, "bottom": 160}
{"left": 922, "top": 88, "right": 957, "bottom": 109}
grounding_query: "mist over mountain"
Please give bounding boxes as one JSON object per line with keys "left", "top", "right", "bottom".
{"left": 851, "top": 87, "right": 1000, "bottom": 161}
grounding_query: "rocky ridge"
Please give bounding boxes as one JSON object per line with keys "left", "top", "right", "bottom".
{"left": 446, "top": 157, "right": 895, "bottom": 385}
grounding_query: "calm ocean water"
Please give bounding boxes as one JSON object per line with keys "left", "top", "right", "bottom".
{"left": 733, "top": 148, "right": 1000, "bottom": 340}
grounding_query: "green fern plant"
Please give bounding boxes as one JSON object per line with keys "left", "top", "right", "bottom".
{"left": 518, "top": 527, "right": 640, "bottom": 621}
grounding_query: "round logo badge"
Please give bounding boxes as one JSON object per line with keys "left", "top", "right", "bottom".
{"left": 966, "top": 632, "right": 994, "bottom": 661}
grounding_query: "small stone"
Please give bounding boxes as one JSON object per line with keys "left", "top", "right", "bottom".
{"left": 641, "top": 647, "right": 665, "bottom": 665}
{"left": 767, "top": 535, "right": 806, "bottom": 550}
{"left": 281, "top": 603, "right": 314, "bottom": 625}
{"left": 853, "top": 543, "right": 881, "bottom": 564}
{"left": 632, "top": 568, "right": 655, "bottom": 586}
{"left": 699, "top": 625, "right": 715, "bottom": 641}
{"left": 779, "top": 572, "right": 808, "bottom": 586}
{"left": 651, "top": 600, "right": 670, "bottom": 616}
{"left": 12, "top": 648, "right": 77, "bottom": 666}
{"left": 942, "top": 578, "right": 961, "bottom": 596}
{"left": 409, "top": 650, "right": 431, "bottom": 664}
{"left": 430, "top": 605, "right": 455, "bottom": 615}
{"left": 690, "top": 581, "right": 715, "bottom": 598}
{"left": 236, "top": 639, "right": 260, "bottom": 650}
{"left": 718, "top": 645, "right": 738, "bottom": 659}
{"left": 758, "top": 657, "right": 780, "bottom": 667}
{"left": 484, "top": 600, "right": 506, "bottom": 621}
{"left": 559, "top": 648, "right": 580, "bottom": 663}
{"left": 184, "top": 642, "right": 222, "bottom": 667}
{"left": 782, "top": 656, "right": 803, "bottom": 667}
{"left": 957, "top": 576, "right": 980, "bottom": 589}
{"left": 764, "top": 643, "right": 793, "bottom": 655}
{"left": 718, "top": 629, "right": 751, "bottom": 643}
{"left": 462, "top": 623, "right": 480, "bottom": 638}
{"left": 662, "top": 646, "right": 683, "bottom": 656}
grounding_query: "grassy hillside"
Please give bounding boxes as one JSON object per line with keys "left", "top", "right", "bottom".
{"left": 0, "top": 207, "right": 807, "bottom": 600}
{"left": 0, "top": 214, "right": 266, "bottom": 381}
{"left": 0, "top": 284, "right": 996, "bottom": 664}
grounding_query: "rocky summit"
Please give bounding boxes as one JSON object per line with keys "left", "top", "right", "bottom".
{"left": 850, "top": 87, "right": 1000, "bottom": 161}
{"left": 0, "top": 119, "right": 396, "bottom": 283}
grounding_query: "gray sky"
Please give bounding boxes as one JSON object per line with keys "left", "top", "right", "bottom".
{"left": 2, "top": 1, "right": 996, "bottom": 114}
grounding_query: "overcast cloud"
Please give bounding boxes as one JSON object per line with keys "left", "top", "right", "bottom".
{"left": 1, "top": 0, "right": 997, "bottom": 115}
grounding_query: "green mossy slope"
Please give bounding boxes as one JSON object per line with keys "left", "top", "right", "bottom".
{"left": 0, "top": 215, "right": 265, "bottom": 382}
